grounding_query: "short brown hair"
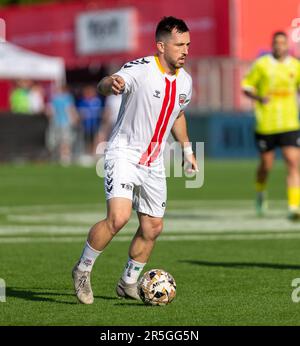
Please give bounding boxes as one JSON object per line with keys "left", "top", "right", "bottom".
{"left": 155, "top": 16, "right": 189, "bottom": 42}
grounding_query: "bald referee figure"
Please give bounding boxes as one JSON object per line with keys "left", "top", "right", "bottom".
{"left": 72, "top": 16, "right": 198, "bottom": 304}
{"left": 242, "top": 31, "right": 300, "bottom": 220}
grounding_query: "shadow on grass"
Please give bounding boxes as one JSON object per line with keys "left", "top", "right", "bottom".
{"left": 180, "top": 260, "right": 300, "bottom": 271}
{"left": 6, "top": 287, "right": 77, "bottom": 305}
{"left": 113, "top": 302, "right": 145, "bottom": 307}
{"left": 165, "top": 213, "right": 215, "bottom": 220}
{"left": 6, "top": 287, "right": 121, "bottom": 304}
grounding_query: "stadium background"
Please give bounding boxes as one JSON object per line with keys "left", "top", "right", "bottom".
{"left": 2, "top": 0, "right": 300, "bottom": 158}
{"left": 1, "top": 0, "right": 300, "bottom": 326}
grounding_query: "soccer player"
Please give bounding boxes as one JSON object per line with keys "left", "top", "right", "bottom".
{"left": 242, "top": 31, "right": 300, "bottom": 220}
{"left": 72, "top": 16, "right": 198, "bottom": 304}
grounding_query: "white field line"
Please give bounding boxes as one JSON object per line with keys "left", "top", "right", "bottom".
{"left": 0, "top": 204, "right": 105, "bottom": 214}
{"left": 0, "top": 200, "right": 289, "bottom": 213}
{"left": 1, "top": 220, "right": 300, "bottom": 235}
{"left": 1, "top": 213, "right": 300, "bottom": 234}
{"left": 1, "top": 200, "right": 299, "bottom": 236}
{"left": 2, "top": 233, "right": 300, "bottom": 244}
{"left": 5, "top": 208, "right": 287, "bottom": 223}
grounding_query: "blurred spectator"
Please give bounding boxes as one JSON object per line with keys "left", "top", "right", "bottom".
{"left": 29, "top": 83, "right": 45, "bottom": 114}
{"left": 76, "top": 85, "right": 104, "bottom": 154}
{"left": 95, "top": 94, "right": 122, "bottom": 149}
{"left": 9, "top": 79, "right": 32, "bottom": 114}
{"left": 47, "top": 84, "right": 79, "bottom": 166}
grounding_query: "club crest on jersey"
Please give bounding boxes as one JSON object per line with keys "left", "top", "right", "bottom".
{"left": 179, "top": 94, "right": 187, "bottom": 107}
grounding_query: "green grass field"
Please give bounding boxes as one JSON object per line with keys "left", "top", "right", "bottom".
{"left": 1, "top": 160, "right": 300, "bottom": 325}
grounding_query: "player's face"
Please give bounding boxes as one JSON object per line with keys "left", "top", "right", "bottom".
{"left": 272, "top": 35, "right": 288, "bottom": 59}
{"left": 163, "top": 30, "right": 190, "bottom": 69}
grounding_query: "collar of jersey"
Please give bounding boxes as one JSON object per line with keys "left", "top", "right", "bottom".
{"left": 269, "top": 54, "right": 291, "bottom": 65}
{"left": 154, "top": 55, "right": 179, "bottom": 78}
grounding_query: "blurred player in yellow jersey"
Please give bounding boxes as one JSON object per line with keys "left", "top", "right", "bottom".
{"left": 242, "top": 31, "right": 300, "bottom": 220}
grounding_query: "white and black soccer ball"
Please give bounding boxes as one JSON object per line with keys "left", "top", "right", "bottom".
{"left": 138, "top": 269, "right": 176, "bottom": 306}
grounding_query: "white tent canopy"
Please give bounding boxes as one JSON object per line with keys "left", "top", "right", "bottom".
{"left": 0, "top": 42, "right": 65, "bottom": 83}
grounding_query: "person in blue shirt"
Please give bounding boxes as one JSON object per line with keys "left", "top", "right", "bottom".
{"left": 48, "top": 84, "right": 79, "bottom": 165}
{"left": 77, "top": 85, "right": 104, "bottom": 154}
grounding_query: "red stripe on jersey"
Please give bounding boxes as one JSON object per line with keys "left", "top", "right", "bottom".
{"left": 146, "top": 79, "right": 177, "bottom": 165}
{"left": 139, "top": 78, "right": 171, "bottom": 165}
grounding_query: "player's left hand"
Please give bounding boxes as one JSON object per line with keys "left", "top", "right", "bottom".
{"left": 182, "top": 152, "right": 199, "bottom": 174}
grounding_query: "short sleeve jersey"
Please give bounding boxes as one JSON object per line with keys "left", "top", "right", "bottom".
{"left": 242, "top": 54, "right": 300, "bottom": 135}
{"left": 106, "top": 56, "right": 192, "bottom": 166}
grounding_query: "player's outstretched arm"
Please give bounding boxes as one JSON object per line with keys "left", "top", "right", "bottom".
{"left": 171, "top": 111, "right": 199, "bottom": 173}
{"left": 97, "top": 75, "right": 125, "bottom": 96}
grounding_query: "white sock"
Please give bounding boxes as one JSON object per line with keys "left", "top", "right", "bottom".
{"left": 77, "top": 242, "right": 102, "bottom": 272}
{"left": 121, "top": 258, "right": 146, "bottom": 284}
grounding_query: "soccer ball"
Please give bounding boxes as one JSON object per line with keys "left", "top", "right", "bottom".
{"left": 138, "top": 269, "right": 176, "bottom": 306}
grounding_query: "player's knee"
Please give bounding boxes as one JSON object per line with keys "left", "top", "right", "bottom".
{"left": 286, "top": 159, "right": 299, "bottom": 172}
{"left": 106, "top": 215, "right": 129, "bottom": 235}
{"left": 260, "top": 161, "right": 272, "bottom": 172}
{"left": 145, "top": 220, "right": 163, "bottom": 240}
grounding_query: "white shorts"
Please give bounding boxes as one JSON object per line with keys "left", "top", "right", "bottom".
{"left": 104, "top": 158, "right": 167, "bottom": 218}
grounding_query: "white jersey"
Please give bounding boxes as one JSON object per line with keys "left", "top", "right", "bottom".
{"left": 106, "top": 55, "right": 192, "bottom": 166}
{"left": 105, "top": 94, "right": 122, "bottom": 127}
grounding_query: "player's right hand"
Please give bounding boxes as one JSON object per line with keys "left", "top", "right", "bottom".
{"left": 111, "top": 75, "right": 125, "bottom": 95}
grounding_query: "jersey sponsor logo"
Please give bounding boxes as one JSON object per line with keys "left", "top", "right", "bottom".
{"left": 123, "top": 58, "right": 150, "bottom": 69}
{"left": 153, "top": 90, "right": 161, "bottom": 98}
{"left": 120, "top": 183, "right": 133, "bottom": 191}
